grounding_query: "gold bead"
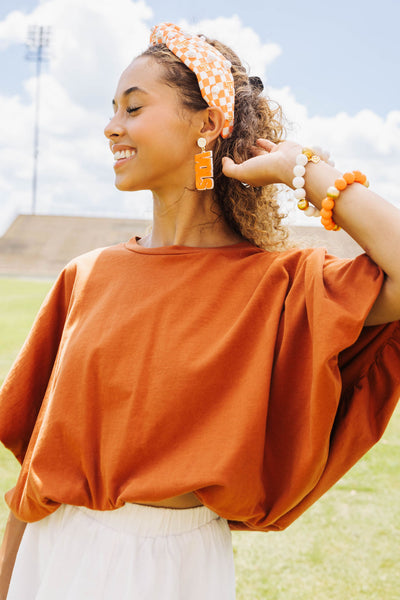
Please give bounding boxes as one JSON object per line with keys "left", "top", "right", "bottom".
{"left": 297, "top": 199, "right": 309, "bottom": 211}
{"left": 302, "top": 148, "right": 314, "bottom": 160}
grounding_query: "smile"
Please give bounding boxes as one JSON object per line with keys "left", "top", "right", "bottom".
{"left": 113, "top": 149, "right": 137, "bottom": 161}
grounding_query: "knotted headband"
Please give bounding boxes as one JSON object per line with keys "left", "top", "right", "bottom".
{"left": 150, "top": 23, "right": 235, "bottom": 138}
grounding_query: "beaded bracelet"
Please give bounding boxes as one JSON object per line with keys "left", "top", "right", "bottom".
{"left": 320, "top": 170, "right": 369, "bottom": 231}
{"left": 294, "top": 147, "right": 334, "bottom": 219}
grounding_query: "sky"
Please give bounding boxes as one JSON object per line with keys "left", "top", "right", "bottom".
{"left": 0, "top": 0, "right": 399, "bottom": 235}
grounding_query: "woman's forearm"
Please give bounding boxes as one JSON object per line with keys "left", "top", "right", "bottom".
{"left": 304, "top": 160, "right": 400, "bottom": 279}
{"left": 0, "top": 511, "right": 26, "bottom": 600}
{"left": 302, "top": 159, "right": 400, "bottom": 324}
{"left": 271, "top": 141, "right": 400, "bottom": 290}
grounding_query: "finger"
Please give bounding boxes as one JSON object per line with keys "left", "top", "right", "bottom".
{"left": 256, "top": 138, "right": 277, "bottom": 153}
{"left": 221, "top": 156, "right": 244, "bottom": 181}
{"left": 249, "top": 144, "right": 267, "bottom": 157}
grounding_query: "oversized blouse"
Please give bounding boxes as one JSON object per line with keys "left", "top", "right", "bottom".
{"left": 0, "top": 237, "right": 399, "bottom": 531}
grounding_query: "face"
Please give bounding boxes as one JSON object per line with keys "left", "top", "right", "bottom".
{"left": 104, "top": 56, "right": 202, "bottom": 194}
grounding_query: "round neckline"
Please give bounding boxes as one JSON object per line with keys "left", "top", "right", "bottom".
{"left": 125, "top": 236, "right": 257, "bottom": 255}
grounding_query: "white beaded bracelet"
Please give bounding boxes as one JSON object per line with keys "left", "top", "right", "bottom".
{"left": 293, "top": 147, "right": 335, "bottom": 219}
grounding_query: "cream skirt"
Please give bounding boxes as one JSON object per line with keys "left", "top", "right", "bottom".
{"left": 8, "top": 503, "right": 236, "bottom": 599}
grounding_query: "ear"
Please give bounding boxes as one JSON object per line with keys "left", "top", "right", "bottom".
{"left": 199, "top": 106, "right": 225, "bottom": 144}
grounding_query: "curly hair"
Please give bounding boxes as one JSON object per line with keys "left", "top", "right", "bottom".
{"left": 140, "top": 37, "right": 289, "bottom": 250}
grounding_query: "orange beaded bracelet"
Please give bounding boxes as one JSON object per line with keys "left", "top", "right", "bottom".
{"left": 320, "top": 170, "right": 369, "bottom": 231}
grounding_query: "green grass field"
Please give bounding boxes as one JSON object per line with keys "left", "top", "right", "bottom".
{"left": 0, "top": 277, "right": 399, "bottom": 599}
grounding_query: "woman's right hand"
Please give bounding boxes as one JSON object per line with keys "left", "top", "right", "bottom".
{"left": 222, "top": 139, "right": 301, "bottom": 188}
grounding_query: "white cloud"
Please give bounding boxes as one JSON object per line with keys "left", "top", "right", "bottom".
{"left": 269, "top": 85, "right": 400, "bottom": 225}
{"left": 0, "top": 10, "right": 30, "bottom": 47}
{"left": 179, "top": 15, "right": 281, "bottom": 80}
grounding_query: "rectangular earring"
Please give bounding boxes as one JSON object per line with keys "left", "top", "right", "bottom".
{"left": 195, "top": 137, "right": 214, "bottom": 190}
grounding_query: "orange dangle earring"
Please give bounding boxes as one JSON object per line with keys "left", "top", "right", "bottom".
{"left": 195, "top": 137, "right": 214, "bottom": 190}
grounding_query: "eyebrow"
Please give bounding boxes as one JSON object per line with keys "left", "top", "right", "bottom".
{"left": 112, "top": 86, "right": 148, "bottom": 106}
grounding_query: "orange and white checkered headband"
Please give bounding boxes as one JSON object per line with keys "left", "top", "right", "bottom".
{"left": 150, "top": 23, "right": 235, "bottom": 138}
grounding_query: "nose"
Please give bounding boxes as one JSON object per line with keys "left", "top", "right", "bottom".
{"left": 104, "top": 113, "right": 125, "bottom": 140}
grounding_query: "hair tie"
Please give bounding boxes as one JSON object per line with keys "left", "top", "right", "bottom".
{"left": 249, "top": 76, "right": 264, "bottom": 94}
{"left": 150, "top": 23, "right": 235, "bottom": 138}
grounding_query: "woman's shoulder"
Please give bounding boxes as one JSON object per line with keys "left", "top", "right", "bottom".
{"left": 257, "top": 245, "right": 381, "bottom": 295}
{"left": 258, "top": 244, "right": 328, "bottom": 271}
{"left": 62, "top": 239, "right": 133, "bottom": 273}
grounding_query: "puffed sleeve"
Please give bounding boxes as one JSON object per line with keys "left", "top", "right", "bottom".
{"left": 0, "top": 262, "right": 77, "bottom": 464}
{"left": 232, "top": 249, "right": 400, "bottom": 532}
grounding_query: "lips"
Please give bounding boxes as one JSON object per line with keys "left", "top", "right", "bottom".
{"left": 111, "top": 146, "right": 137, "bottom": 170}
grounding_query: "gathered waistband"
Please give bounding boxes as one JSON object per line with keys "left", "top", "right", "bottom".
{"left": 74, "top": 503, "right": 221, "bottom": 537}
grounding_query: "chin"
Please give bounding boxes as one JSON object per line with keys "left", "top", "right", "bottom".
{"left": 115, "top": 179, "right": 138, "bottom": 191}
{"left": 115, "top": 181, "right": 130, "bottom": 191}
{"left": 115, "top": 176, "right": 151, "bottom": 192}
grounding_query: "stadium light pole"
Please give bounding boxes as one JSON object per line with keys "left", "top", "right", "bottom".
{"left": 25, "top": 26, "right": 51, "bottom": 215}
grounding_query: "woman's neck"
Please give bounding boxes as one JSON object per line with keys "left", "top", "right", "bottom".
{"left": 140, "top": 189, "right": 243, "bottom": 248}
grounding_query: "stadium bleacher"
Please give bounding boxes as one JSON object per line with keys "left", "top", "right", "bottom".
{"left": 0, "top": 215, "right": 363, "bottom": 278}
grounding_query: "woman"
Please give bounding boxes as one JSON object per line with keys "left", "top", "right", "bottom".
{"left": 0, "top": 22, "right": 399, "bottom": 600}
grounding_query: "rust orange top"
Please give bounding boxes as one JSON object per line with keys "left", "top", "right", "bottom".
{"left": 0, "top": 238, "right": 399, "bottom": 530}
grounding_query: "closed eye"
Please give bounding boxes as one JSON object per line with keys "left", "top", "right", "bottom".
{"left": 127, "top": 106, "right": 141, "bottom": 114}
